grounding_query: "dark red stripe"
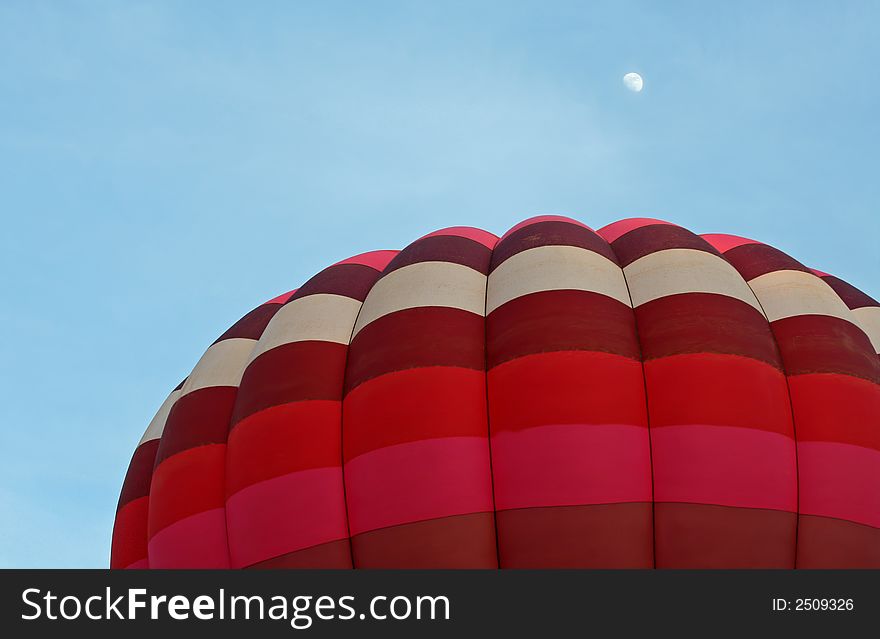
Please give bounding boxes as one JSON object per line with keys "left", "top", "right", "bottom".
{"left": 489, "top": 220, "right": 617, "bottom": 272}
{"left": 610, "top": 224, "right": 720, "bottom": 267}
{"left": 487, "top": 289, "right": 640, "bottom": 368}
{"left": 496, "top": 503, "right": 653, "bottom": 568}
{"left": 233, "top": 340, "right": 348, "bottom": 426}
{"left": 383, "top": 235, "right": 493, "bottom": 276}
{"left": 214, "top": 304, "right": 281, "bottom": 343}
{"left": 772, "top": 315, "right": 880, "bottom": 383}
{"left": 723, "top": 243, "right": 811, "bottom": 281}
{"left": 288, "top": 263, "right": 383, "bottom": 303}
{"left": 820, "top": 275, "right": 880, "bottom": 310}
{"left": 155, "top": 386, "right": 236, "bottom": 465}
{"left": 797, "top": 515, "right": 880, "bottom": 568}
{"left": 635, "top": 292, "right": 782, "bottom": 368}
{"left": 345, "top": 307, "right": 485, "bottom": 394}
{"left": 351, "top": 512, "right": 498, "bottom": 568}
{"left": 654, "top": 503, "right": 797, "bottom": 568}
{"left": 116, "top": 439, "right": 159, "bottom": 511}
{"left": 245, "top": 539, "right": 353, "bottom": 569}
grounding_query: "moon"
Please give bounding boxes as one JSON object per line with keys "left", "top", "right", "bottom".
{"left": 623, "top": 72, "right": 643, "bottom": 92}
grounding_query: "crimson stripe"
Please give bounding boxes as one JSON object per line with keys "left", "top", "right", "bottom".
{"left": 797, "top": 515, "right": 880, "bottom": 568}
{"left": 344, "top": 307, "right": 485, "bottom": 394}
{"left": 117, "top": 440, "right": 160, "bottom": 510}
{"left": 609, "top": 223, "right": 721, "bottom": 267}
{"left": 288, "top": 263, "right": 383, "bottom": 303}
{"left": 723, "top": 242, "right": 812, "bottom": 281}
{"left": 155, "top": 386, "right": 236, "bottom": 465}
{"left": 382, "top": 235, "right": 493, "bottom": 275}
{"left": 232, "top": 340, "right": 347, "bottom": 426}
{"left": 820, "top": 274, "right": 880, "bottom": 310}
{"left": 487, "top": 290, "right": 640, "bottom": 368}
{"left": 635, "top": 293, "right": 782, "bottom": 367}
{"left": 772, "top": 315, "right": 880, "bottom": 383}
{"left": 489, "top": 220, "right": 617, "bottom": 271}
{"left": 214, "top": 304, "right": 281, "bottom": 343}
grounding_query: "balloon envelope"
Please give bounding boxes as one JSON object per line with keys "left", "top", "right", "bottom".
{"left": 112, "top": 216, "right": 880, "bottom": 569}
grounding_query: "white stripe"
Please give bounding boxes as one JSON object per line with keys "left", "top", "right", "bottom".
{"left": 624, "top": 248, "right": 763, "bottom": 312}
{"left": 247, "top": 294, "right": 362, "bottom": 364}
{"left": 138, "top": 389, "right": 182, "bottom": 445}
{"left": 352, "top": 261, "right": 486, "bottom": 337}
{"left": 487, "top": 245, "right": 631, "bottom": 313}
{"left": 852, "top": 306, "right": 880, "bottom": 354}
{"left": 180, "top": 338, "right": 256, "bottom": 396}
{"left": 748, "top": 270, "right": 855, "bottom": 324}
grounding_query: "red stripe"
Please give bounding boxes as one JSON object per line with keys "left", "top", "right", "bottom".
{"left": 245, "top": 539, "right": 353, "bottom": 569}
{"left": 226, "top": 400, "right": 341, "bottom": 495}
{"left": 111, "top": 497, "right": 149, "bottom": 569}
{"left": 787, "top": 373, "right": 880, "bottom": 449}
{"left": 488, "top": 351, "right": 647, "bottom": 433}
{"left": 343, "top": 367, "right": 488, "bottom": 462}
{"left": 645, "top": 354, "right": 794, "bottom": 435}
{"left": 149, "top": 444, "right": 227, "bottom": 536}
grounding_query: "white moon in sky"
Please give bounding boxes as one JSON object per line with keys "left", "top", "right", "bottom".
{"left": 623, "top": 72, "right": 644, "bottom": 92}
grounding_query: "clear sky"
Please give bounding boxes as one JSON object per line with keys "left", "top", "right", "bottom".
{"left": 1, "top": 1, "right": 878, "bottom": 567}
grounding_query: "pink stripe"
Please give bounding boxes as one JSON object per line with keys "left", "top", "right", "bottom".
{"left": 798, "top": 441, "right": 880, "bottom": 528}
{"left": 225, "top": 467, "right": 349, "bottom": 568}
{"left": 124, "top": 558, "right": 149, "bottom": 570}
{"left": 264, "top": 289, "right": 297, "bottom": 305}
{"left": 419, "top": 226, "right": 498, "bottom": 249}
{"left": 344, "top": 436, "right": 494, "bottom": 535}
{"left": 334, "top": 250, "right": 398, "bottom": 270}
{"left": 652, "top": 425, "right": 797, "bottom": 511}
{"left": 810, "top": 268, "right": 832, "bottom": 278}
{"left": 147, "top": 508, "right": 230, "bottom": 568}
{"left": 491, "top": 424, "right": 652, "bottom": 511}
{"left": 700, "top": 233, "right": 759, "bottom": 253}
{"left": 501, "top": 215, "right": 592, "bottom": 239}
{"left": 598, "top": 217, "right": 673, "bottom": 243}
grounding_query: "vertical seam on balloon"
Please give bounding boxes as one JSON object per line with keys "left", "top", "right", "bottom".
{"left": 607, "top": 236, "right": 657, "bottom": 569}
{"left": 719, "top": 250, "right": 800, "bottom": 569}
{"left": 483, "top": 237, "right": 503, "bottom": 569}
{"left": 340, "top": 264, "right": 389, "bottom": 569}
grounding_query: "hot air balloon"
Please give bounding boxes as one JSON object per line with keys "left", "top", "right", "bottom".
{"left": 111, "top": 216, "right": 880, "bottom": 569}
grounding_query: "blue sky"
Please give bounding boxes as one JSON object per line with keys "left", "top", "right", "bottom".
{"left": 1, "top": 1, "right": 877, "bottom": 567}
